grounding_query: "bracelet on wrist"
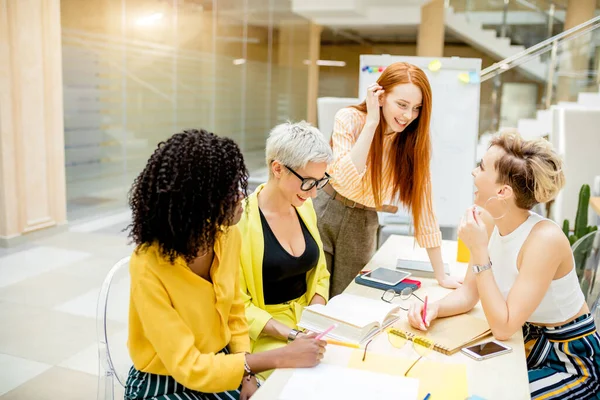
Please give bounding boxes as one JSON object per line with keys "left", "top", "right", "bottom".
{"left": 243, "top": 353, "right": 254, "bottom": 377}
{"left": 287, "top": 328, "right": 301, "bottom": 343}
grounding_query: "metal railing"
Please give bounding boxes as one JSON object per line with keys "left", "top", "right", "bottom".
{"left": 481, "top": 15, "right": 600, "bottom": 82}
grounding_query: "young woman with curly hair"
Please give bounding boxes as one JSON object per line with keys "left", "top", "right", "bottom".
{"left": 125, "top": 129, "right": 326, "bottom": 400}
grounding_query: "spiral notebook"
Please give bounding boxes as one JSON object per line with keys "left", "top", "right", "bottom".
{"left": 393, "top": 313, "right": 492, "bottom": 355}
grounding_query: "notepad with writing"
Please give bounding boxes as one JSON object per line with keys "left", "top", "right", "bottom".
{"left": 297, "top": 293, "right": 401, "bottom": 345}
{"left": 393, "top": 313, "right": 492, "bottom": 355}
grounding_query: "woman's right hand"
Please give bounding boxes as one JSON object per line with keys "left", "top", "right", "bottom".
{"left": 365, "top": 84, "right": 384, "bottom": 126}
{"left": 280, "top": 333, "right": 326, "bottom": 368}
{"left": 407, "top": 301, "right": 439, "bottom": 331}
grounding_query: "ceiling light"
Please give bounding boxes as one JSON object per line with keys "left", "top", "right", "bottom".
{"left": 303, "top": 60, "right": 347, "bottom": 67}
{"left": 136, "top": 12, "right": 163, "bottom": 26}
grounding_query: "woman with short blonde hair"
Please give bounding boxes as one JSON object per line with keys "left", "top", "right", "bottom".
{"left": 238, "top": 121, "right": 332, "bottom": 378}
{"left": 408, "top": 132, "right": 600, "bottom": 399}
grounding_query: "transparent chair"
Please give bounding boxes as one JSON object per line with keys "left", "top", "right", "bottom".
{"left": 572, "top": 231, "right": 600, "bottom": 305}
{"left": 97, "top": 256, "right": 132, "bottom": 400}
{"left": 591, "top": 293, "right": 600, "bottom": 331}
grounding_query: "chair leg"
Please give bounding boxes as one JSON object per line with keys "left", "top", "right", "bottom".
{"left": 98, "top": 371, "right": 115, "bottom": 400}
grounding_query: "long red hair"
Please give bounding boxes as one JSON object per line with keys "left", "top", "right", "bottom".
{"left": 351, "top": 62, "right": 433, "bottom": 238}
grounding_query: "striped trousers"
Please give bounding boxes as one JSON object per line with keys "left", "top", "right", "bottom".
{"left": 124, "top": 348, "right": 242, "bottom": 400}
{"left": 525, "top": 314, "right": 600, "bottom": 399}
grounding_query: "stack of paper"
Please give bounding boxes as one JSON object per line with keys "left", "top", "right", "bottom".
{"left": 278, "top": 363, "right": 419, "bottom": 400}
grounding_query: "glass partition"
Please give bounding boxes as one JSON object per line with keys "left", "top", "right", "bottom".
{"left": 61, "top": 0, "right": 311, "bottom": 219}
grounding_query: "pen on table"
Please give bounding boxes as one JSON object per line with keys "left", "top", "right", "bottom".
{"left": 325, "top": 339, "right": 360, "bottom": 349}
{"left": 422, "top": 295, "right": 428, "bottom": 327}
{"left": 315, "top": 324, "right": 337, "bottom": 340}
{"left": 423, "top": 393, "right": 431, "bottom": 400}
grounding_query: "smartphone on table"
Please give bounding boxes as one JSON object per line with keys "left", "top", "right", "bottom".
{"left": 461, "top": 340, "right": 512, "bottom": 361}
{"left": 361, "top": 267, "right": 411, "bottom": 286}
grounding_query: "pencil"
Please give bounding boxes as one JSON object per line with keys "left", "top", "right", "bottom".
{"left": 325, "top": 339, "right": 360, "bottom": 349}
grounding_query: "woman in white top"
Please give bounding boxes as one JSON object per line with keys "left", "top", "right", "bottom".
{"left": 408, "top": 132, "right": 600, "bottom": 399}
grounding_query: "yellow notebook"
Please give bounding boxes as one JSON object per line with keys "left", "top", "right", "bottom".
{"left": 392, "top": 313, "right": 492, "bottom": 355}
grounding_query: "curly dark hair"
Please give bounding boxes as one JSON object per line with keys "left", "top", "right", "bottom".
{"left": 127, "top": 129, "right": 248, "bottom": 263}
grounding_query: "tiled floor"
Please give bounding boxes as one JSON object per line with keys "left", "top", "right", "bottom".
{"left": 0, "top": 209, "right": 133, "bottom": 399}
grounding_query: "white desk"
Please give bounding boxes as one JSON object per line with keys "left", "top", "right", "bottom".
{"left": 253, "top": 235, "right": 531, "bottom": 400}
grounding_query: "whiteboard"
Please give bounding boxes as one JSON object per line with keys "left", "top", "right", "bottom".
{"left": 359, "top": 55, "right": 481, "bottom": 228}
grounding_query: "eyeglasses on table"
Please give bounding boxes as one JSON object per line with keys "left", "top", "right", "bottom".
{"left": 381, "top": 287, "right": 424, "bottom": 311}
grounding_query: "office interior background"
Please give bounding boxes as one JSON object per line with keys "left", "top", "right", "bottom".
{"left": 1, "top": 0, "right": 600, "bottom": 398}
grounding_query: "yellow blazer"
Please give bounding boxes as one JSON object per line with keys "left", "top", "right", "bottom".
{"left": 238, "top": 184, "right": 330, "bottom": 341}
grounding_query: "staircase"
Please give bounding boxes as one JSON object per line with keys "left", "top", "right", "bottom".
{"left": 291, "top": 0, "right": 548, "bottom": 82}
{"left": 516, "top": 86, "right": 600, "bottom": 140}
{"left": 445, "top": 7, "right": 547, "bottom": 82}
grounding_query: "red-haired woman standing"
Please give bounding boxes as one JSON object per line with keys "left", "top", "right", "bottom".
{"left": 314, "top": 62, "right": 462, "bottom": 297}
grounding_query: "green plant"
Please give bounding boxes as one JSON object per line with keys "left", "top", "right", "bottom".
{"left": 562, "top": 184, "right": 596, "bottom": 244}
{"left": 563, "top": 184, "right": 599, "bottom": 292}
{"left": 575, "top": 184, "right": 591, "bottom": 238}
{"left": 562, "top": 219, "right": 570, "bottom": 238}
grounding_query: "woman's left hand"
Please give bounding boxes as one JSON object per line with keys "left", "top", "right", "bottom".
{"left": 438, "top": 275, "right": 463, "bottom": 289}
{"left": 240, "top": 375, "right": 259, "bottom": 400}
{"left": 458, "top": 206, "right": 488, "bottom": 252}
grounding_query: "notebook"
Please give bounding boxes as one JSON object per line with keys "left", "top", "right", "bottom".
{"left": 278, "top": 363, "right": 419, "bottom": 400}
{"left": 297, "top": 293, "right": 401, "bottom": 344}
{"left": 392, "top": 313, "right": 492, "bottom": 355}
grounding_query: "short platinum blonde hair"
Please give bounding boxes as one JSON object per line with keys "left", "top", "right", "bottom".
{"left": 266, "top": 121, "right": 333, "bottom": 178}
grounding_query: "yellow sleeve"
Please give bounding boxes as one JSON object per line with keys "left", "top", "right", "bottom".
{"left": 132, "top": 270, "right": 245, "bottom": 392}
{"left": 239, "top": 266, "right": 274, "bottom": 341}
{"left": 307, "top": 199, "right": 330, "bottom": 301}
{"left": 314, "top": 251, "right": 330, "bottom": 302}
{"left": 227, "top": 268, "right": 251, "bottom": 354}
{"left": 302, "top": 199, "right": 330, "bottom": 301}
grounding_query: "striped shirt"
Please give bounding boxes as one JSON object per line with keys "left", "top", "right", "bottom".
{"left": 327, "top": 107, "right": 442, "bottom": 248}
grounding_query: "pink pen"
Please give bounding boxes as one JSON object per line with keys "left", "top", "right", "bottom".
{"left": 315, "top": 324, "right": 338, "bottom": 340}
{"left": 422, "top": 296, "right": 428, "bottom": 327}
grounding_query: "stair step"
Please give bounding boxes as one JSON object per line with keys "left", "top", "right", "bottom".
{"left": 577, "top": 92, "right": 600, "bottom": 107}
{"left": 445, "top": 8, "right": 546, "bottom": 81}
{"left": 557, "top": 101, "right": 583, "bottom": 108}
{"left": 480, "top": 29, "right": 497, "bottom": 41}
{"left": 517, "top": 118, "right": 547, "bottom": 140}
{"left": 535, "top": 109, "right": 552, "bottom": 132}
{"left": 496, "top": 37, "right": 511, "bottom": 47}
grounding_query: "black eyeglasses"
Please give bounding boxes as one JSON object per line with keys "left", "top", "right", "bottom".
{"left": 285, "top": 165, "right": 330, "bottom": 191}
{"left": 381, "top": 287, "right": 424, "bottom": 311}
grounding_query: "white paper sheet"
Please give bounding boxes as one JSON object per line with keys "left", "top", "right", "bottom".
{"left": 278, "top": 363, "right": 419, "bottom": 400}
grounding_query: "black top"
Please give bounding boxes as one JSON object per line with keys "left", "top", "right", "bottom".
{"left": 260, "top": 208, "right": 319, "bottom": 305}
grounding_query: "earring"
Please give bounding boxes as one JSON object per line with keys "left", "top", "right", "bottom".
{"left": 484, "top": 196, "right": 509, "bottom": 220}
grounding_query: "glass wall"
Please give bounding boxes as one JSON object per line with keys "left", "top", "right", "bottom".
{"left": 60, "top": 0, "right": 311, "bottom": 220}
